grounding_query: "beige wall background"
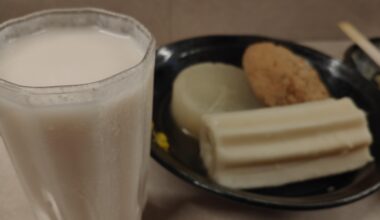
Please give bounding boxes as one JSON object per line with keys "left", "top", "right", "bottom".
{"left": 0, "top": 0, "right": 379, "bottom": 45}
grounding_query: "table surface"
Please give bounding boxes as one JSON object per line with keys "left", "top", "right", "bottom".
{"left": 2, "top": 40, "right": 380, "bottom": 220}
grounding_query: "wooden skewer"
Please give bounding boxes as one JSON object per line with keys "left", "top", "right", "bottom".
{"left": 338, "top": 21, "right": 380, "bottom": 67}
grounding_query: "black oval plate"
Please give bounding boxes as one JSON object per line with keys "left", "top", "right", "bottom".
{"left": 151, "top": 35, "right": 380, "bottom": 210}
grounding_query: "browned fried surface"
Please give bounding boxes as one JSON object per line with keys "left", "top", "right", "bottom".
{"left": 242, "top": 42, "right": 330, "bottom": 106}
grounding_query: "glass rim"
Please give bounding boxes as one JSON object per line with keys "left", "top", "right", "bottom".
{"left": 0, "top": 8, "right": 156, "bottom": 95}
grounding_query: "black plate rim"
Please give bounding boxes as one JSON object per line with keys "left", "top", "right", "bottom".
{"left": 343, "top": 37, "right": 380, "bottom": 89}
{"left": 151, "top": 35, "right": 380, "bottom": 210}
{"left": 343, "top": 37, "right": 380, "bottom": 68}
{"left": 151, "top": 147, "right": 380, "bottom": 210}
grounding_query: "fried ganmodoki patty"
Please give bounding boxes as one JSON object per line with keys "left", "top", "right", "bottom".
{"left": 242, "top": 42, "right": 330, "bottom": 106}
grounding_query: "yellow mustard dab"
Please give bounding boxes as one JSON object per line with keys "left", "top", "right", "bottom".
{"left": 152, "top": 123, "right": 170, "bottom": 151}
{"left": 155, "top": 132, "right": 170, "bottom": 151}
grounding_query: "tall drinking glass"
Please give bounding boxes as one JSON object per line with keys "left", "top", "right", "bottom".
{"left": 0, "top": 8, "right": 155, "bottom": 220}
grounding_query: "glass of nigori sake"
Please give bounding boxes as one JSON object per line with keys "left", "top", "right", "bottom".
{"left": 0, "top": 8, "right": 155, "bottom": 220}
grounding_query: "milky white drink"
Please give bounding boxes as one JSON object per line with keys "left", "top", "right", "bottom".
{"left": 0, "top": 28, "right": 144, "bottom": 86}
{"left": 0, "top": 9, "right": 155, "bottom": 220}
